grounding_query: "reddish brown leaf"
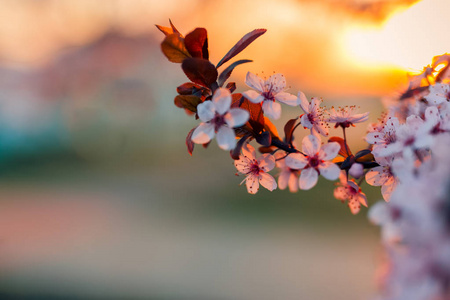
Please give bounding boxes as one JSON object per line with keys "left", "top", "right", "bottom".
{"left": 182, "top": 58, "right": 218, "bottom": 88}
{"left": 218, "top": 59, "right": 252, "bottom": 87}
{"left": 283, "top": 118, "right": 298, "bottom": 144}
{"left": 226, "top": 82, "right": 236, "bottom": 93}
{"left": 161, "top": 33, "right": 191, "bottom": 63}
{"left": 186, "top": 128, "right": 195, "bottom": 155}
{"left": 216, "top": 29, "right": 267, "bottom": 68}
{"left": 185, "top": 28, "right": 209, "bottom": 60}
{"left": 231, "top": 93, "right": 264, "bottom": 134}
{"left": 174, "top": 95, "right": 202, "bottom": 112}
{"left": 264, "top": 117, "right": 281, "bottom": 141}
{"left": 156, "top": 19, "right": 181, "bottom": 36}
{"left": 328, "top": 136, "right": 352, "bottom": 157}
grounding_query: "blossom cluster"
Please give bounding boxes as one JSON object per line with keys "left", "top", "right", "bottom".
{"left": 367, "top": 55, "right": 450, "bottom": 300}
{"left": 158, "top": 22, "right": 450, "bottom": 299}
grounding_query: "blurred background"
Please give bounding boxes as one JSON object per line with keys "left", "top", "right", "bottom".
{"left": 0, "top": 0, "right": 448, "bottom": 299}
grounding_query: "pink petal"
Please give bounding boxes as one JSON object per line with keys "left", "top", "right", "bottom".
{"left": 318, "top": 161, "right": 340, "bottom": 181}
{"left": 216, "top": 126, "right": 236, "bottom": 150}
{"left": 285, "top": 153, "right": 308, "bottom": 169}
{"left": 365, "top": 166, "right": 389, "bottom": 186}
{"left": 424, "top": 106, "right": 440, "bottom": 125}
{"left": 246, "top": 175, "right": 260, "bottom": 194}
{"left": 298, "top": 91, "right": 310, "bottom": 113}
{"left": 258, "top": 154, "right": 275, "bottom": 172}
{"left": 259, "top": 172, "right": 277, "bottom": 191}
{"left": 381, "top": 182, "right": 396, "bottom": 202}
{"left": 242, "top": 143, "right": 256, "bottom": 159}
{"left": 243, "top": 90, "right": 265, "bottom": 104}
{"left": 275, "top": 92, "right": 299, "bottom": 106}
{"left": 302, "top": 135, "right": 320, "bottom": 156}
{"left": 197, "top": 101, "right": 215, "bottom": 122}
{"left": 191, "top": 123, "right": 215, "bottom": 144}
{"left": 348, "top": 163, "right": 364, "bottom": 179}
{"left": 299, "top": 167, "right": 318, "bottom": 190}
{"left": 225, "top": 108, "right": 249, "bottom": 128}
{"left": 266, "top": 73, "right": 286, "bottom": 94}
{"left": 348, "top": 200, "right": 361, "bottom": 215}
{"left": 262, "top": 100, "right": 281, "bottom": 120}
{"left": 288, "top": 172, "right": 299, "bottom": 192}
{"left": 318, "top": 142, "right": 340, "bottom": 160}
{"left": 234, "top": 157, "right": 251, "bottom": 174}
{"left": 278, "top": 170, "right": 290, "bottom": 190}
{"left": 357, "top": 192, "right": 368, "bottom": 207}
{"left": 212, "top": 88, "right": 232, "bottom": 115}
{"left": 245, "top": 72, "right": 264, "bottom": 92}
{"left": 334, "top": 186, "right": 348, "bottom": 201}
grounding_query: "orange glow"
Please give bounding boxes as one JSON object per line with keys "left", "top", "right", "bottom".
{"left": 342, "top": 0, "right": 450, "bottom": 72}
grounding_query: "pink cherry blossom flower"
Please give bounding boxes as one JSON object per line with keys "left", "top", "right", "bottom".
{"left": 285, "top": 135, "right": 340, "bottom": 190}
{"left": 234, "top": 144, "right": 277, "bottom": 194}
{"left": 242, "top": 72, "right": 299, "bottom": 120}
{"left": 425, "top": 83, "right": 450, "bottom": 105}
{"left": 334, "top": 172, "right": 368, "bottom": 214}
{"left": 326, "top": 105, "right": 369, "bottom": 128}
{"left": 365, "top": 157, "right": 397, "bottom": 202}
{"left": 298, "top": 92, "right": 329, "bottom": 137}
{"left": 191, "top": 88, "right": 249, "bottom": 150}
{"left": 275, "top": 152, "right": 301, "bottom": 192}
{"left": 366, "top": 116, "right": 399, "bottom": 159}
{"left": 374, "top": 115, "right": 432, "bottom": 160}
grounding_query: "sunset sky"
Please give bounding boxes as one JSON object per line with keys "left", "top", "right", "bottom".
{"left": 0, "top": 0, "right": 448, "bottom": 97}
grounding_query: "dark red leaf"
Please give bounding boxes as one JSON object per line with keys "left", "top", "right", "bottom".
{"left": 186, "top": 128, "right": 195, "bottom": 155}
{"left": 328, "top": 136, "right": 352, "bottom": 158}
{"left": 226, "top": 82, "right": 236, "bottom": 93}
{"left": 182, "top": 58, "right": 218, "bottom": 89}
{"left": 218, "top": 59, "right": 252, "bottom": 87}
{"left": 185, "top": 28, "right": 209, "bottom": 60}
{"left": 284, "top": 118, "right": 298, "bottom": 144}
{"left": 255, "top": 131, "right": 272, "bottom": 147}
{"left": 174, "top": 95, "right": 202, "bottom": 112}
{"left": 216, "top": 29, "right": 267, "bottom": 68}
{"left": 231, "top": 93, "right": 265, "bottom": 134}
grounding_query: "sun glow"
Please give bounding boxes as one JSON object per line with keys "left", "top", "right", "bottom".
{"left": 343, "top": 0, "right": 450, "bottom": 72}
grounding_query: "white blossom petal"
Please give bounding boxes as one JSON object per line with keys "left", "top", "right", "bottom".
{"left": 302, "top": 135, "right": 321, "bottom": 156}
{"left": 299, "top": 167, "right": 319, "bottom": 190}
{"left": 266, "top": 73, "right": 286, "bottom": 94}
{"left": 318, "top": 142, "right": 340, "bottom": 160}
{"left": 285, "top": 153, "right": 308, "bottom": 169}
{"left": 300, "top": 114, "right": 313, "bottom": 129}
{"left": 298, "top": 91, "right": 310, "bottom": 113}
{"left": 262, "top": 101, "right": 282, "bottom": 120}
{"left": 225, "top": 108, "right": 249, "bottom": 128}
{"left": 243, "top": 90, "right": 265, "bottom": 104}
{"left": 191, "top": 123, "right": 215, "bottom": 144}
{"left": 259, "top": 172, "right": 277, "bottom": 191}
{"left": 318, "top": 161, "right": 340, "bottom": 181}
{"left": 245, "top": 72, "right": 265, "bottom": 92}
{"left": 275, "top": 92, "right": 299, "bottom": 106}
{"left": 213, "top": 88, "right": 232, "bottom": 115}
{"left": 197, "top": 101, "right": 215, "bottom": 122}
{"left": 216, "top": 126, "right": 236, "bottom": 150}
{"left": 234, "top": 157, "right": 252, "bottom": 173}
